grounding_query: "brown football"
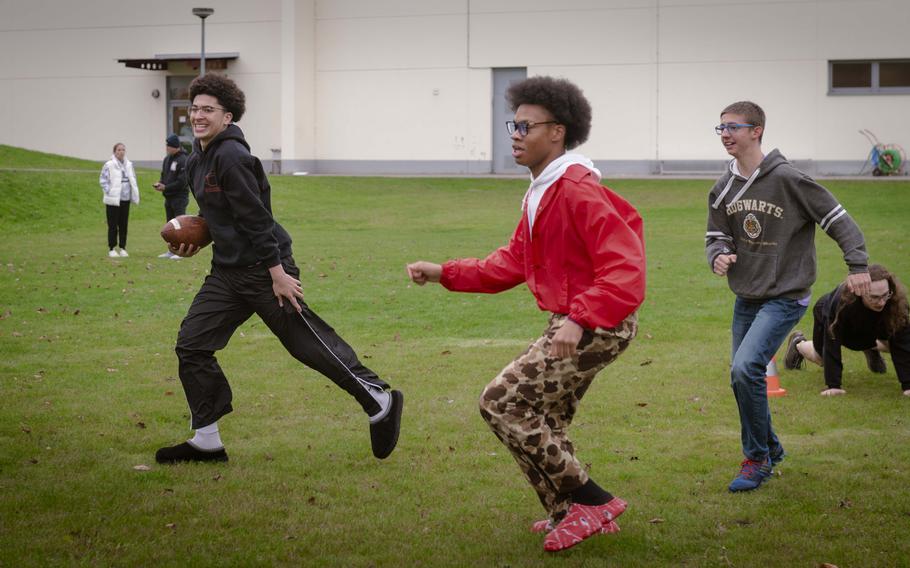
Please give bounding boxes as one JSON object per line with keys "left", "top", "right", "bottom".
{"left": 160, "top": 215, "right": 212, "bottom": 250}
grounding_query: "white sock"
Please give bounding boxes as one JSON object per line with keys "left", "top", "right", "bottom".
{"left": 368, "top": 389, "right": 391, "bottom": 424}
{"left": 188, "top": 422, "right": 223, "bottom": 451}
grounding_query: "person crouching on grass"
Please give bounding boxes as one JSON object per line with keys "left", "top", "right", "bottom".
{"left": 785, "top": 264, "right": 910, "bottom": 397}
{"left": 155, "top": 73, "right": 403, "bottom": 465}
{"left": 407, "top": 76, "right": 645, "bottom": 552}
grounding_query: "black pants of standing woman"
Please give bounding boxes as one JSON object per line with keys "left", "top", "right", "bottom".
{"left": 106, "top": 201, "right": 131, "bottom": 249}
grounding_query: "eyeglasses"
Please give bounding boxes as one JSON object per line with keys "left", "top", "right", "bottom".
{"left": 189, "top": 105, "right": 226, "bottom": 115}
{"left": 715, "top": 123, "right": 755, "bottom": 135}
{"left": 864, "top": 290, "right": 893, "bottom": 303}
{"left": 506, "top": 120, "right": 558, "bottom": 136}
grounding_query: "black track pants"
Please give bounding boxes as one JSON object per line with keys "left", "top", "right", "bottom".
{"left": 106, "top": 201, "right": 130, "bottom": 249}
{"left": 175, "top": 256, "right": 387, "bottom": 428}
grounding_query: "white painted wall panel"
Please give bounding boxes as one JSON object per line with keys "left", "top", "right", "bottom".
{"left": 469, "top": 7, "right": 656, "bottom": 68}
{"left": 660, "top": 2, "right": 818, "bottom": 63}
{"left": 315, "top": 68, "right": 489, "bottom": 160}
{"left": 316, "top": 0, "right": 461, "bottom": 19}
{"left": 470, "top": 0, "right": 656, "bottom": 13}
{"left": 317, "top": 15, "right": 467, "bottom": 71}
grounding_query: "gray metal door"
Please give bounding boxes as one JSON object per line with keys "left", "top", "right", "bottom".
{"left": 492, "top": 68, "right": 527, "bottom": 174}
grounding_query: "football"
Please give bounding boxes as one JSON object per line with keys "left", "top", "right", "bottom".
{"left": 160, "top": 215, "right": 212, "bottom": 250}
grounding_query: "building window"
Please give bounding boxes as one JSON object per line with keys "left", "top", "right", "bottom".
{"left": 829, "top": 60, "right": 910, "bottom": 95}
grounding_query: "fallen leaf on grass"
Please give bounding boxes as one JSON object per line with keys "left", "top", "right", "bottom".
{"left": 839, "top": 499, "right": 852, "bottom": 509}
{"left": 648, "top": 518, "right": 664, "bottom": 524}
{"left": 636, "top": 402, "right": 648, "bottom": 407}
{"left": 165, "top": 523, "right": 176, "bottom": 529}
{"left": 818, "top": 564, "right": 839, "bottom": 568}
{"left": 133, "top": 465, "right": 151, "bottom": 471}
{"left": 639, "top": 359, "right": 653, "bottom": 366}
{"left": 135, "top": 421, "right": 146, "bottom": 429}
{"left": 164, "top": 391, "right": 174, "bottom": 396}
{"left": 212, "top": 474, "right": 222, "bottom": 481}
{"left": 441, "top": 350, "right": 452, "bottom": 355}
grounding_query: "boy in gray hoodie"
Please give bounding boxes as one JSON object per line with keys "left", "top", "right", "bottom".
{"left": 705, "top": 101, "right": 871, "bottom": 492}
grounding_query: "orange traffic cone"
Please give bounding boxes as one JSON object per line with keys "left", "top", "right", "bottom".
{"left": 766, "top": 356, "right": 787, "bottom": 397}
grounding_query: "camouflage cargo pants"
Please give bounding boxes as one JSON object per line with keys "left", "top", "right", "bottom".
{"left": 478, "top": 312, "right": 637, "bottom": 523}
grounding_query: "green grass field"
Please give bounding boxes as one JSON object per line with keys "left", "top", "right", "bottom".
{"left": 1, "top": 144, "right": 909, "bottom": 567}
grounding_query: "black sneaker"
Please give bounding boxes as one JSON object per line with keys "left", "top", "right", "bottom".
{"left": 784, "top": 331, "right": 806, "bottom": 370}
{"left": 863, "top": 349, "right": 887, "bottom": 374}
{"left": 370, "top": 390, "right": 403, "bottom": 459}
{"left": 155, "top": 441, "right": 228, "bottom": 464}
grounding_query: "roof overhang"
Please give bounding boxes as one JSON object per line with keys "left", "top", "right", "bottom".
{"left": 117, "top": 52, "right": 239, "bottom": 71}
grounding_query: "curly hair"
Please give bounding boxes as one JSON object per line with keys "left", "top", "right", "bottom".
{"left": 189, "top": 73, "right": 246, "bottom": 122}
{"left": 830, "top": 264, "right": 910, "bottom": 338}
{"left": 506, "top": 76, "right": 592, "bottom": 149}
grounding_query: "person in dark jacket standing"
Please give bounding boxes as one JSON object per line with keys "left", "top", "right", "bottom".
{"left": 155, "top": 74, "right": 403, "bottom": 464}
{"left": 785, "top": 264, "right": 910, "bottom": 396}
{"left": 153, "top": 134, "right": 189, "bottom": 259}
{"left": 705, "top": 101, "right": 871, "bottom": 493}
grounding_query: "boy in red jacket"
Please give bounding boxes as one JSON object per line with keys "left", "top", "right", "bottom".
{"left": 407, "top": 76, "right": 645, "bottom": 552}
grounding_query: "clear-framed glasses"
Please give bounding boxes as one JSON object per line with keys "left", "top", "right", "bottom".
{"left": 189, "top": 105, "right": 226, "bottom": 115}
{"left": 506, "top": 120, "right": 558, "bottom": 136}
{"left": 864, "top": 290, "right": 893, "bottom": 303}
{"left": 715, "top": 123, "right": 755, "bottom": 135}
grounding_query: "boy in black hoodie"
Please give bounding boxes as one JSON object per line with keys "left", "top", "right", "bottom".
{"left": 155, "top": 74, "right": 403, "bottom": 463}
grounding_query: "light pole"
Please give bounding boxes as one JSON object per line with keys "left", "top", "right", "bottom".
{"left": 192, "top": 7, "right": 214, "bottom": 76}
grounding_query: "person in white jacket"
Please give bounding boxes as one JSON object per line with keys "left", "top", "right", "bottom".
{"left": 99, "top": 142, "right": 140, "bottom": 257}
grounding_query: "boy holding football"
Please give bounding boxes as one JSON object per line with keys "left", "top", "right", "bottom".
{"left": 156, "top": 74, "right": 403, "bottom": 464}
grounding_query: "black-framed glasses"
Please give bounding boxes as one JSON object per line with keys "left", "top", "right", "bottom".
{"left": 189, "top": 105, "right": 226, "bottom": 115}
{"left": 506, "top": 120, "right": 558, "bottom": 136}
{"left": 864, "top": 290, "right": 893, "bottom": 303}
{"left": 715, "top": 123, "right": 755, "bottom": 135}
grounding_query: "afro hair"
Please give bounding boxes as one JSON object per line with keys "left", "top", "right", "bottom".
{"left": 506, "top": 76, "right": 592, "bottom": 149}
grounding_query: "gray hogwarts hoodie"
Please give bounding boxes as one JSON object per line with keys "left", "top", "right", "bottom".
{"left": 705, "top": 149, "right": 867, "bottom": 300}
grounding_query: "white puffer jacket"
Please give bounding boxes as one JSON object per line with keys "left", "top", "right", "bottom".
{"left": 100, "top": 155, "right": 140, "bottom": 206}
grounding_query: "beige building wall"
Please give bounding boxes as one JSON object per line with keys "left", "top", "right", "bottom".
{"left": 1, "top": 0, "right": 907, "bottom": 175}
{"left": 0, "top": 0, "right": 287, "bottom": 167}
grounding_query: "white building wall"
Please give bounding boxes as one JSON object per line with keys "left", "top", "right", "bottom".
{"left": 1, "top": 0, "right": 907, "bottom": 174}
{"left": 0, "top": 0, "right": 285, "bottom": 165}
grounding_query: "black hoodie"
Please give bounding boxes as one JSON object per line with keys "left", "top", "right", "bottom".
{"left": 187, "top": 124, "right": 292, "bottom": 268}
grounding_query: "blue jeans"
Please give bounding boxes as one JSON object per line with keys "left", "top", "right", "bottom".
{"left": 730, "top": 297, "right": 806, "bottom": 461}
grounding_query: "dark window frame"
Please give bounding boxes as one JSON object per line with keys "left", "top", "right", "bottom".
{"left": 829, "top": 59, "right": 910, "bottom": 95}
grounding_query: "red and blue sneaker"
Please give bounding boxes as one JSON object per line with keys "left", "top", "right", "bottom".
{"left": 728, "top": 457, "right": 772, "bottom": 492}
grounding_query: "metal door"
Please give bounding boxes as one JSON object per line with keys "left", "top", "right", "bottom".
{"left": 492, "top": 68, "right": 527, "bottom": 174}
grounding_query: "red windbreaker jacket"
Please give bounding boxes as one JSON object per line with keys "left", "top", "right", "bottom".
{"left": 440, "top": 164, "right": 646, "bottom": 330}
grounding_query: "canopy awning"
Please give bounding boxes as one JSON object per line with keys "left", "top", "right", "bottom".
{"left": 117, "top": 52, "right": 239, "bottom": 71}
